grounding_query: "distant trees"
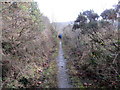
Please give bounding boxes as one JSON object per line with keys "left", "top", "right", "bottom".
{"left": 83, "top": 10, "right": 99, "bottom": 22}
{"left": 75, "top": 13, "right": 87, "bottom": 23}
{"left": 100, "top": 9, "right": 117, "bottom": 21}
{"left": 73, "top": 10, "right": 99, "bottom": 34}
{"left": 73, "top": 13, "right": 87, "bottom": 30}
{"left": 115, "top": 1, "right": 120, "bottom": 16}
{"left": 73, "top": 5, "right": 119, "bottom": 30}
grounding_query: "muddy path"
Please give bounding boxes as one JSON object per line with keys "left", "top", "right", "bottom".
{"left": 57, "top": 41, "right": 72, "bottom": 88}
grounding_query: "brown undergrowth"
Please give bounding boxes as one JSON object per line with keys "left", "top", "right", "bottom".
{"left": 1, "top": 1, "right": 58, "bottom": 88}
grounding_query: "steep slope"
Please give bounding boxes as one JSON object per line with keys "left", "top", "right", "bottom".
{"left": 63, "top": 21, "right": 120, "bottom": 88}
{"left": 1, "top": 1, "right": 58, "bottom": 88}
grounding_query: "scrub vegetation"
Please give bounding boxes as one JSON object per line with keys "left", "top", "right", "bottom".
{"left": 1, "top": 1, "right": 58, "bottom": 88}
{"left": 1, "top": 0, "right": 120, "bottom": 89}
{"left": 63, "top": 1, "right": 120, "bottom": 88}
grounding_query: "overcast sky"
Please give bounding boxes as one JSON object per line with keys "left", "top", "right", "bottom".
{"left": 34, "top": 0, "right": 118, "bottom": 22}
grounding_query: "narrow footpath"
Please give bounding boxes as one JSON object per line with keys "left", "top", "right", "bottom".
{"left": 57, "top": 41, "right": 72, "bottom": 88}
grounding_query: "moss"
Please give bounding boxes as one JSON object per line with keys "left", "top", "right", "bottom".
{"left": 39, "top": 59, "right": 57, "bottom": 88}
{"left": 19, "top": 5, "right": 29, "bottom": 11}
